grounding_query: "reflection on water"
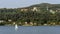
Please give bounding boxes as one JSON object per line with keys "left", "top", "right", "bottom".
{"left": 0, "top": 26, "right": 60, "bottom": 34}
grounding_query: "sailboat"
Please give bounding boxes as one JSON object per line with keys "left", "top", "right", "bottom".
{"left": 15, "top": 24, "right": 18, "bottom": 30}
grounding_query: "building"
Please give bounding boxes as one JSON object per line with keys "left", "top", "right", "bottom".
{"left": 21, "top": 9, "right": 28, "bottom": 11}
{"left": 49, "top": 9, "right": 56, "bottom": 14}
{"left": 32, "top": 7, "right": 38, "bottom": 11}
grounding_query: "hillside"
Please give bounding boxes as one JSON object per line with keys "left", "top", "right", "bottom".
{"left": 0, "top": 3, "right": 60, "bottom": 26}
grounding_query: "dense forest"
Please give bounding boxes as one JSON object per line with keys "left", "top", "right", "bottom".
{"left": 0, "top": 3, "right": 60, "bottom": 26}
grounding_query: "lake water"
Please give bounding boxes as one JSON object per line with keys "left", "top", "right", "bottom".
{"left": 0, "top": 26, "right": 60, "bottom": 34}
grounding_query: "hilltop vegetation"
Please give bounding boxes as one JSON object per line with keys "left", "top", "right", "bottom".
{"left": 0, "top": 3, "right": 60, "bottom": 26}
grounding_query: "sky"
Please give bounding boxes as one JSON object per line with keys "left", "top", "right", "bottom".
{"left": 0, "top": 0, "right": 60, "bottom": 8}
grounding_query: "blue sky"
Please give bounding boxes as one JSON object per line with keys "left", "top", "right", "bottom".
{"left": 0, "top": 0, "right": 60, "bottom": 8}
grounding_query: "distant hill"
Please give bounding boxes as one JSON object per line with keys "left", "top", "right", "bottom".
{"left": 19, "top": 3, "right": 60, "bottom": 10}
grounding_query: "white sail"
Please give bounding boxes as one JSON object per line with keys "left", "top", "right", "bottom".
{"left": 15, "top": 24, "right": 18, "bottom": 30}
